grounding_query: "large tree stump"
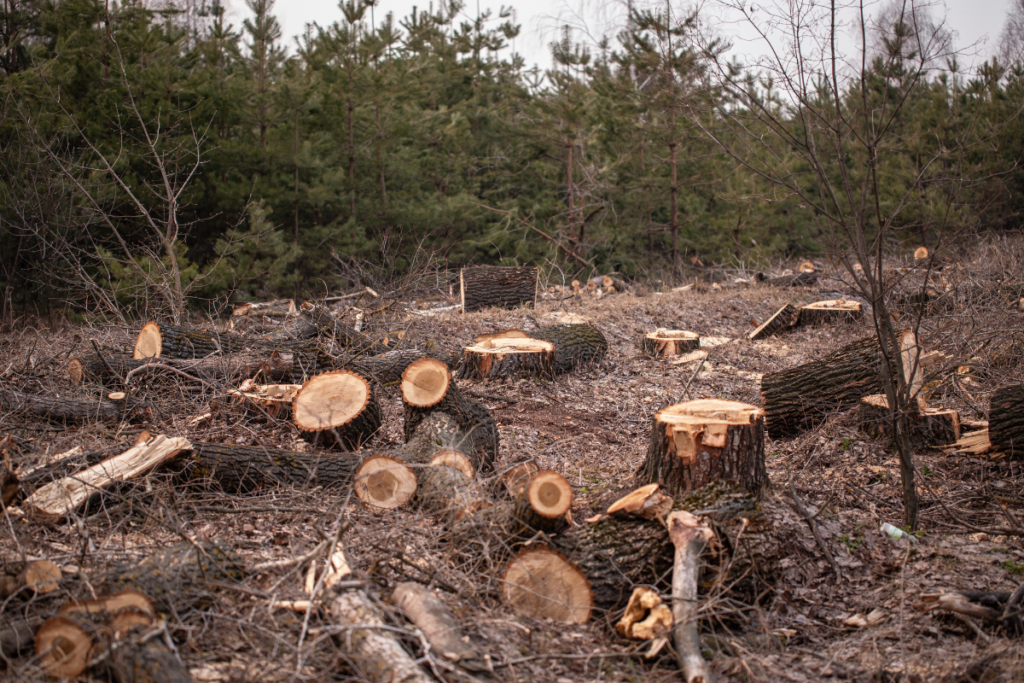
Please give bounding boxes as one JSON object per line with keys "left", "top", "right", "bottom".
{"left": 182, "top": 443, "right": 360, "bottom": 492}
{"left": 641, "top": 330, "right": 701, "bottom": 357}
{"left": 796, "top": 299, "right": 864, "bottom": 326}
{"left": 460, "top": 265, "right": 538, "bottom": 312}
{"left": 530, "top": 323, "right": 609, "bottom": 373}
{"left": 499, "top": 547, "right": 593, "bottom": 624}
{"left": 637, "top": 400, "right": 767, "bottom": 497}
{"left": 990, "top": 385, "right": 1024, "bottom": 457}
{"left": 293, "top": 370, "right": 382, "bottom": 450}
{"left": 461, "top": 337, "right": 556, "bottom": 380}
{"left": 761, "top": 336, "right": 889, "bottom": 437}
{"left": 859, "top": 394, "right": 960, "bottom": 447}
{"left": 748, "top": 304, "right": 797, "bottom": 340}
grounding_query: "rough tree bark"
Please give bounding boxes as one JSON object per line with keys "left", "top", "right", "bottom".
{"left": 460, "top": 265, "right": 538, "bottom": 312}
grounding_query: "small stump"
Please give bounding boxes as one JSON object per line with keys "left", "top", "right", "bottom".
{"left": 461, "top": 337, "right": 555, "bottom": 380}
{"left": 500, "top": 547, "right": 593, "bottom": 624}
{"left": 293, "top": 370, "right": 382, "bottom": 449}
{"left": 641, "top": 330, "right": 701, "bottom": 357}
{"left": 637, "top": 399, "right": 767, "bottom": 496}
{"left": 797, "top": 299, "right": 863, "bottom": 326}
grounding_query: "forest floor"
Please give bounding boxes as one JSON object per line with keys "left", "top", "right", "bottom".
{"left": 2, "top": 248, "right": 1024, "bottom": 682}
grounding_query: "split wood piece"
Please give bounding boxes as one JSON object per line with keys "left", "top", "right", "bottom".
{"left": 402, "top": 362, "right": 499, "bottom": 473}
{"left": 748, "top": 304, "right": 798, "bottom": 341}
{"left": 475, "top": 329, "right": 529, "bottom": 344}
{"left": 668, "top": 510, "right": 716, "bottom": 683}
{"left": 461, "top": 337, "right": 555, "bottom": 380}
{"left": 951, "top": 429, "right": 992, "bottom": 456}
{"left": 500, "top": 546, "right": 593, "bottom": 624}
{"left": 232, "top": 298, "right": 298, "bottom": 319}
{"left": 14, "top": 449, "right": 113, "bottom": 496}
{"left": 501, "top": 458, "right": 540, "bottom": 497}
{"left": 642, "top": 330, "right": 701, "bottom": 358}
{"left": 182, "top": 443, "right": 360, "bottom": 492}
{"left": 460, "top": 265, "right": 539, "bottom": 312}
{"left": 616, "top": 587, "right": 674, "bottom": 641}
{"left": 859, "top": 394, "right": 960, "bottom": 447}
{"left": 316, "top": 546, "right": 435, "bottom": 683}
{"left": 293, "top": 370, "right": 382, "bottom": 450}
{"left": 637, "top": 400, "right": 767, "bottom": 497}
{"left": 392, "top": 582, "right": 493, "bottom": 678}
{"left": 354, "top": 456, "right": 418, "bottom": 510}
{"left": 300, "top": 303, "right": 390, "bottom": 356}
{"left": 23, "top": 435, "right": 191, "bottom": 521}
{"left": 0, "top": 388, "right": 144, "bottom": 424}
{"left": 69, "top": 350, "right": 299, "bottom": 386}
{"left": 0, "top": 560, "right": 62, "bottom": 600}
{"left": 134, "top": 321, "right": 254, "bottom": 359}
{"left": 796, "top": 299, "right": 864, "bottom": 326}
{"left": 990, "top": 385, "right": 1024, "bottom": 458}
{"left": 530, "top": 323, "right": 609, "bottom": 373}
{"left": 760, "top": 336, "right": 891, "bottom": 437}
{"left": 216, "top": 381, "right": 302, "bottom": 420}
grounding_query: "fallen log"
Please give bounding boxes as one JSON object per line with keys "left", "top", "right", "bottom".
{"left": 0, "top": 559, "right": 62, "bottom": 599}
{"left": 796, "top": 299, "right": 864, "bottom": 326}
{"left": 0, "top": 617, "right": 41, "bottom": 659}
{"left": 133, "top": 321, "right": 256, "bottom": 359}
{"left": 756, "top": 271, "right": 819, "bottom": 287}
{"left": 461, "top": 337, "right": 556, "bottom": 380}
{"left": 460, "top": 265, "right": 538, "bottom": 312}
{"left": 22, "top": 435, "right": 191, "bottom": 521}
{"left": 301, "top": 303, "right": 390, "bottom": 356}
{"left": 990, "top": 385, "right": 1024, "bottom": 458}
{"left": 293, "top": 370, "right": 382, "bottom": 450}
{"left": 760, "top": 336, "right": 889, "bottom": 437}
{"left": 748, "top": 304, "right": 797, "bottom": 341}
{"left": 642, "top": 330, "right": 701, "bottom": 358}
{"left": 668, "top": 510, "right": 716, "bottom": 683}
{"left": 181, "top": 442, "right": 360, "bottom": 492}
{"left": 0, "top": 388, "right": 144, "bottom": 424}
{"left": 499, "top": 546, "right": 593, "bottom": 624}
{"left": 530, "top": 323, "right": 609, "bottom": 373}
{"left": 353, "top": 456, "right": 419, "bottom": 511}
{"left": 637, "top": 400, "right": 767, "bottom": 497}
{"left": 70, "top": 350, "right": 299, "bottom": 385}
{"left": 231, "top": 299, "right": 297, "bottom": 319}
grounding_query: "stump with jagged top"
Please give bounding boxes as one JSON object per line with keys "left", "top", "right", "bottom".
{"left": 461, "top": 337, "right": 556, "bottom": 379}
{"left": 796, "top": 299, "right": 863, "bottom": 326}
{"left": 641, "top": 330, "right": 701, "bottom": 357}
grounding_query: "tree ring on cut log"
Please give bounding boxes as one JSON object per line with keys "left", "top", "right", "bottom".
{"left": 914, "top": 246, "right": 929, "bottom": 260}
{"left": 500, "top": 546, "right": 593, "bottom": 624}
{"left": 134, "top": 322, "right": 163, "bottom": 359}
{"left": 67, "top": 359, "right": 84, "bottom": 384}
{"left": 641, "top": 330, "right": 700, "bottom": 357}
{"left": 108, "top": 392, "right": 126, "bottom": 402}
{"left": 401, "top": 358, "right": 451, "bottom": 408}
{"left": 35, "top": 616, "right": 93, "bottom": 678}
{"left": 108, "top": 609, "right": 154, "bottom": 639}
{"left": 355, "top": 456, "right": 417, "bottom": 510}
{"left": 22, "top": 560, "right": 61, "bottom": 595}
{"left": 797, "top": 299, "right": 863, "bottom": 326}
{"left": 293, "top": 370, "right": 370, "bottom": 433}
{"left": 60, "top": 590, "right": 155, "bottom": 619}
{"left": 527, "top": 469, "right": 573, "bottom": 518}
{"left": 429, "top": 449, "right": 475, "bottom": 479}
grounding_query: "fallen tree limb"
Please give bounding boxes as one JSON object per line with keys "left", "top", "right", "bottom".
{"left": 0, "top": 388, "right": 144, "bottom": 424}
{"left": 180, "top": 443, "right": 361, "bottom": 492}
{"left": 668, "top": 510, "right": 715, "bottom": 683}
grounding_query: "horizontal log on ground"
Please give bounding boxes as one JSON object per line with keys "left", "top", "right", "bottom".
{"left": 500, "top": 546, "right": 593, "bottom": 624}
{"left": 0, "top": 388, "right": 144, "bottom": 424}
{"left": 990, "top": 385, "right": 1024, "bottom": 458}
{"left": 134, "top": 322, "right": 258, "bottom": 359}
{"left": 231, "top": 299, "right": 297, "bottom": 319}
{"left": 70, "top": 351, "right": 299, "bottom": 385}
{"left": 530, "top": 323, "right": 609, "bottom": 373}
{"left": 0, "top": 559, "right": 62, "bottom": 600}
{"left": 460, "top": 265, "right": 538, "bottom": 312}
{"left": 179, "top": 443, "right": 361, "bottom": 492}
{"left": 301, "top": 303, "right": 390, "bottom": 356}
{"left": 293, "top": 370, "right": 382, "bottom": 450}
{"left": 756, "top": 271, "right": 819, "bottom": 287}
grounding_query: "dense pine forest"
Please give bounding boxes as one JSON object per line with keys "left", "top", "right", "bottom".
{"left": 1, "top": 0, "right": 1022, "bottom": 317}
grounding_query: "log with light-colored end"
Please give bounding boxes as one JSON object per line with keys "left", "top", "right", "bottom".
{"left": 501, "top": 459, "right": 539, "bottom": 497}
{"left": 642, "top": 330, "right": 701, "bottom": 357}
{"left": 914, "top": 246, "right": 929, "bottom": 260}
{"left": 461, "top": 337, "right": 555, "bottom": 380}
{"left": 796, "top": 299, "right": 863, "bottom": 326}
{"left": 858, "top": 393, "right": 960, "bottom": 447}
{"left": 354, "top": 456, "right": 417, "bottom": 510}
{"left": 293, "top": 370, "right": 382, "bottom": 450}
{"left": 430, "top": 449, "right": 474, "bottom": 478}
{"left": 637, "top": 399, "right": 767, "bottom": 497}
{"left": 668, "top": 510, "right": 716, "bottom": 683}
{"left": 500, "top": 546, "right": 593, "bottom": 624}
{"left": 134, "top": 321, "right": 163, "bottom": 359}
{"left": 22, "top": 560, "right": 61, "bottom": 595}
{"left": 401, "top": 358, "right": 451, "bottom": 408}
{"left": 527, "top": 469, "right": 573, "bottom": 520}
{"left": 35, "top": 617, "right": 93, "bottom": 678}
{"left": 59, "top": 590, "right": 155, "bottom": 619}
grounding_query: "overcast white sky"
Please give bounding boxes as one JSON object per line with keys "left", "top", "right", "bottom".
{"left": 227, "top": 0, "right": 1014, "bottom": 73}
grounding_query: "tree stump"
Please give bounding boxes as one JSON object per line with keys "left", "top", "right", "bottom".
{"left": 796, "top": 299, "right": 864, "bottom": 326}
{"left": 748, "top": 304, "right": 797, "bottom": 340}
{"left": 637, "top": 399, "right": 767, "bottom": 496}
{"left": 530, "top": 323, "right": 609, "bottom": 373}
{"left": 641, "top": 330, "right": 700, "bottom": 357}
{"left": 461, "top": 337, "right": 555, "bottom": 380}
{"left": 293, "top": 370, "right": 382, "bottom": 450}
{"left": 990, "top": 385, "right": 1024, "bottom": 458}
{"left": 500, "top": 547, "right": 593, "bottom": 624}
{"left": 859, "top": 394, "right": 960, "bottom": 447}
{"left": 460, "top": 265, "right": 538, "bottom": 312}
{"left": 354, "top": 455, "right": 418, "bottom": 510}
{"left": 475, "top": 329, "right": 529, "bottom": 344}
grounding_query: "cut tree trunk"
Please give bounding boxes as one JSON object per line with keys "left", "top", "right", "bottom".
{"left": 181, "top": 443, "right": 360, "bottom": 492}
{"left": 69, "top": 350, "right": 299, "bottom": 386}
{"left": 460, "top": 265, "right": 538, "bottom": 312}
{"left": 748, "top": 304, "right": 798, "bottom": 341}
{"left": 796, "top": 299, "right": 864, "bottom": 326}
{"left": 637, "top": 400, "right": 767, "bottom": 497}
{"left": 499, "top": 546, "right": 593, "bottom": 624}
{"left": 476, "top": 329, "right": 529, "bottom": 344}
{"left": 293, "top": 370, "right": 382, "bottom": 450}
{"left": 353, "top": 455, "right": 418, "bottom": 510}
{"left": 990, "top": 385, "right": 1024, "bottom": 458}
{"left": 0, "top": 559, "right": 62, "bottom": 600}
{"left": 530, "top": 323, "right": 609, "bottom": 373}
{"left": 760, "top": 336, "right": 890, "bottom": 437}
{"left": 23, "top": 435, "right": 191, "bottom": 521}
{"left": 346, "top": 349, "right": 427, "bottom": 387}
{"left": 257, "top": 315, "right": 319, "bottom": 343}
{"left": 134, "top": 321, "right": 255, "bottom": 359}
{"left": 461, "top": 337, "right": 555, "bottom": 380}
{"left": 668, "top": 510, "right": 716, "bottom": 683}
{"left": 642, "top": 330, "right": 701, "bottom": 357}
{"left": 757, "top": 271, "right": 819, "bottom": 287}
{"left": 301, "top": 303, "right": 390, "bottom": 356}
{"left": 0, "top": 388, "right": 144, "bottom": 424}
{"left": 859, "top": 394, "right": 960, "bottom": 447}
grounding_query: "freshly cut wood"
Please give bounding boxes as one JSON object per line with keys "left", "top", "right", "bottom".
{"left": 530, "top": 323, "right": 609, "bottom": 373}
{"left": 35, "top": 616, "right": 92, "bottom": 678}
{"left": 914, "top": 246, "right": 929, "bottom": 260}
{"left": 616, "top": 587, "right": 673, "bottom": 641}
{"left": 23, "top": 435, "right": 191, "bottom": 520}
{"left": 668, "top": 510, "right": 716, "bottom": 683}
{"left": 0, "top": 388, "right": 143, "bottom": 424}
{"left": 501, "top": 459, "right": 539, "bottom": 497}
{"left": 461, "top": 337, "right": 555, "bottom": 380}
{"left": 293, "top": 370, "right": 382, "bottom": 450}
{"left": 500, "top": 546, "right": 592, "bottom": 624}
{"left": 796, "top": 299, "right": 864, "bottom": 326}
{"left": 603, "top": 274, "right": 629, "bottom": 292}
{"left": 354, "top": 455, "right": 417, "bottom": 510}
{"left": 452, "top": 469, "right": 572, "bottom": 545}
{"left": 0, "top": 560, "right": 62, "bottom": 599}
{"left": 761, "top": 336, "right": 889, "bottom": 437}
{"left": 60, "top": 590, "right": 155, "bottom": 619}
{"left": 232, "top": 299, "right": 297, "bottom": 319}
{"left": 518, "top": 469, "right": 573, "bottom": 532}
{"left": 990, "top": 385, "right": 1024, "bottom": 458}
{"left": 430, "top": 449, "right": 474, "bottom": 478}
{"left": 475, "top": 329, "right": 529, "bottom": 344}
{"left": 637, "top": 400, "right": 767, "bottom": 496}
{"left": 460, "top": 265, "right": 538, "bottom": 312}
{"left": 642, "top": 330, "right": 700, "bottom": 357}
{"left": 134, "top": 321, "right": 257, "bottom": 359}
{"left": 70, "top": 349, "right": 299, "bottom": 386}
{"left": 15, "top": 449, "right": 113, "bottom": 496}
{"left": 183, "top": 443, "right": 360, "bottom": 492}
{"left": 859, "top": 394, "right": 960, "bottom": 447}
{"left": 748, "top": 304, "right": 797, "bottom": 340}
{"left": 392, "top": 582, "right": 492, "bottom": 678}
{"left": 216, "top": 381, "right": 302, "bottom": 420}
{"left": 951, "top": 429, "right": 992, "bottom": 456}
{"left": 400, "top": 358, "right": 450, "bottom": 408}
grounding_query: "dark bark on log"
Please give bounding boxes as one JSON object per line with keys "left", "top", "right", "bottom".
{"left": 0, "top": 388, "right": 144, "bottom": 424}
{"left": 530, "top": 324, "right": 609, "bottom": 373}
{"left": 258, "top": 316, "right": 319, "bottom": 343}
{"left": 460, "top": 265, "right": 538, "bottom": 312}
{"left": 136, "top": 323, "right": 256, "bottom": 359}
{"left": 71, "top": 351, "right": 299, "bottom": 386}
{"left": 302, "top": 304, "right": 390, "bottom": 356}
{"left": 103, "top": 625, "right": 192, "bottom": 683}
{"left": 404, "top": 381, "right": 499, "bottom": 474}
{"left": 748, "top": 304, "right": 798, "bottom": 340}
{"left": 178, "top": 443, "right": 361, "bottom": 492}
{"left": 347, "top": 350, "right": 427, "bottom": 387}
{"left": 757, "top": 271, "right": 819, "bottom": 287}
{"left": 0, "top": 617, "right": 41, "bottom": 658}
{"left": 296, "top": 373, "right": 383, "bottom": 451}
{"left": 990, "top": 385, "right": 1024, "bottom": 458}
{"left": 761, "top": 336, "right": 890, "bottom": 438}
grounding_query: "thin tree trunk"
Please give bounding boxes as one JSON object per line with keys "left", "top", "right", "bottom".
{"left": 670, "top": 107, "right": 679, "bottom": 279}
{"left": 294, "top": 109, "right": 300, "bottom": 242}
